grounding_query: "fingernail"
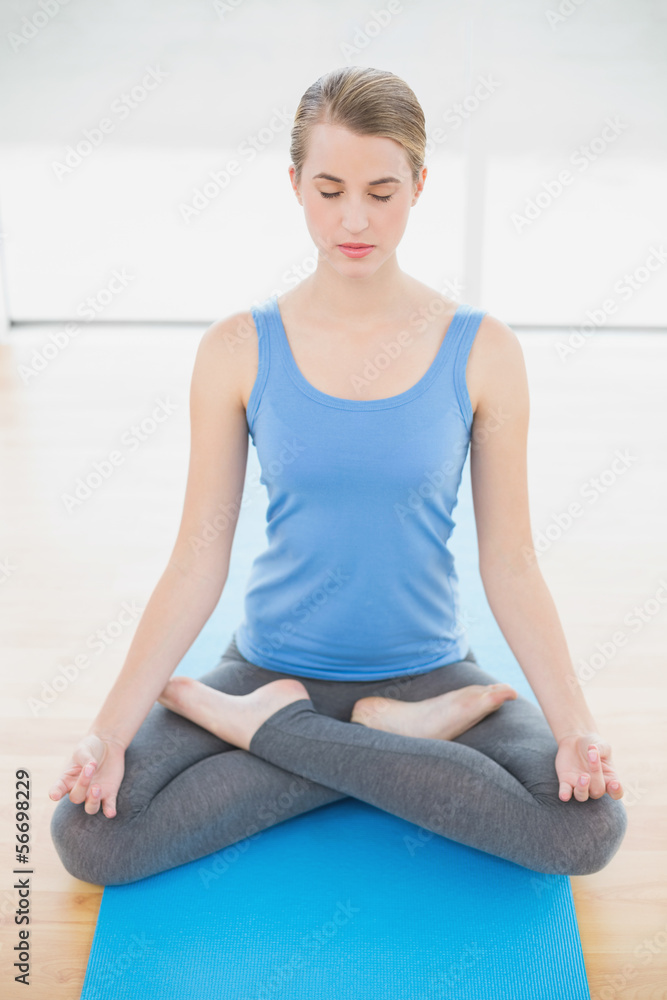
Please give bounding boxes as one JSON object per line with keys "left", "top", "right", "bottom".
{"left": 580, "top": 775, "right": 588, "bottom": 784}
{"left": 91, "top": 786, "right": 100, "bottom": 796}
{"left": 610, "top": 782, "right": 620, "bottom": 790}
{"left": 84, "top": 763, "right": 95, "bottom": 776}
{"left": 587, "top": 749, "right": 597, "bottom": 763}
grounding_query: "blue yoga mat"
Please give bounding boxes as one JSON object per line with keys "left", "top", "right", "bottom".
{"left": 79, "top": 449, "right": 591, "bottom": 999}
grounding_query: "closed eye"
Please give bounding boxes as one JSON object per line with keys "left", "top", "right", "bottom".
{"left": 320, "top": 192, "right": 393, "bottom": 203}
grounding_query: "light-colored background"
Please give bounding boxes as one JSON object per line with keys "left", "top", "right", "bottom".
{"left": 1, "top": 2, "right": 666, "bottom": 998}
{"left": 0, "top": 0, "right": 665, "bottom": 326}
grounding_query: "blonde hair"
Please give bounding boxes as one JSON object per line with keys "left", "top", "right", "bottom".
{"left": 289, "top": 66, "right": 426, "bottom": 188}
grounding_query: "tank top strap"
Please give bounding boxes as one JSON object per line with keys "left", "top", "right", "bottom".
{"left": 447, "top": 304, "right": 487, "bottom": 430}
{"left": 246, "top": 297, "right": 276, "bottom": 438}
{"left": 246, "top": 296, "right": 487, "bottom": 434}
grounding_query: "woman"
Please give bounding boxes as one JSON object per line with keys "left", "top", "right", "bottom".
{"left": 49, "top": 66, "right": 627, "bottom": 886}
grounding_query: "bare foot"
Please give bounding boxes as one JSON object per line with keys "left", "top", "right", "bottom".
{"left": 350, "top": 683, "right": 518, "bottom": 740}
{"left": 157, "top": 676, "right": 311, "bottom": 751}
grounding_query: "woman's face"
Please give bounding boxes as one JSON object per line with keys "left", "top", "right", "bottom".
{"left": 289, "top": 122, "right": 426, "bottom": 276}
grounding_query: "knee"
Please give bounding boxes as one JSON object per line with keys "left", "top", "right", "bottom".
{"left": 50, "top": 795, "right": 141, "bottom": 886}
{"left": 545, "top": 795, "right": 629, "bottom": 877}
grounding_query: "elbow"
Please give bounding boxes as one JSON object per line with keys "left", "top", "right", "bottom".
{"left": 479, "top": 543, "right": 540, "bottom": 586}
{"left": 167, "top": 556, "right": 227, "bottom": 596}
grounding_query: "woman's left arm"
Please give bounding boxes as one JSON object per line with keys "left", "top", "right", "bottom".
{"left": 467, "top": 314, "right": 624, "bottom": 805}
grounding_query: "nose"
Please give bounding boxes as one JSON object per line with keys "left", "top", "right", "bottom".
{"left": 340, "top": 197, "right": 370, "bottom": 237}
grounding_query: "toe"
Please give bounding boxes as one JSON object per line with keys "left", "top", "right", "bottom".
{"left": 490, "top": 684, "right": 517, "bottom": 700}
{"left": 485, "top": 684, "right": 511, "bottom": 701}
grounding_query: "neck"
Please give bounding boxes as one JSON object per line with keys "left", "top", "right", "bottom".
{"left": 295, "top": 250, "right": 414, "bottom": 326}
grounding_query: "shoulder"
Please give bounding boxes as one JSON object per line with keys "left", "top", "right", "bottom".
{"left": 408, "top": 278, "right": 459, "bottom": 318}
{"left": 474, "top": 311, "right": 523, "bottom": 358}
{"left": 466, "top": 311, "right": 528, "bottom": 417}
{"left": 193, "top": 309, "right": 259, "bottom": 411}
{"left": 200, "top": 309, "right": 257, "bottom": 352}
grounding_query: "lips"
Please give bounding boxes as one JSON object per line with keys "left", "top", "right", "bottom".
{"left": 339, "top": 243, "right": 374, "bottom": 248}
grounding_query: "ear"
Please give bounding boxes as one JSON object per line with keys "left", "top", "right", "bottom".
{"left": 288, "top": 164, "right": 303, "bottom": 205}
{"left": 411, "top": 165, "right": 428, "bottom": 206}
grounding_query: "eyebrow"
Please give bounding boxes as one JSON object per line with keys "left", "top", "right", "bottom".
{"left": 312, "top": 172, "right": 402, "bottom": 186}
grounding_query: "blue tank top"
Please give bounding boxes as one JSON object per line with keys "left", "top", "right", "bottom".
{"left": 234, "top": 294, "right": 487, "bottom": 681}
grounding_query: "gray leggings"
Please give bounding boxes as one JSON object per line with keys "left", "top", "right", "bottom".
{"left": 50, "top": 633, "right": 628, "bottom": 886}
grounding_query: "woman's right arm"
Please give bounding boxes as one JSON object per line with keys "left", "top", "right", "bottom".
{"left": 48, "top": 310, "right": 257, "bottom": 817}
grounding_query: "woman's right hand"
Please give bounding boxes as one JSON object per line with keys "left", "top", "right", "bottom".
{"left": 48, "top": 733, "right": 126, "bottom": 818}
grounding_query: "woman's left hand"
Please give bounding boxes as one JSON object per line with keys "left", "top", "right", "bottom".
{"left": 555, "top": 733, "right": 624, "bottom": 803}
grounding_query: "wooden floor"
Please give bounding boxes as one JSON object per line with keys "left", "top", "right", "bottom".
{"left": 1, "top": 322, "right": 666, "bottom": 999}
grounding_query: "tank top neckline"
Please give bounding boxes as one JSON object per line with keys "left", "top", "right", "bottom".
{"left": 267, "top": 294, "right": 468, "bottom": 411}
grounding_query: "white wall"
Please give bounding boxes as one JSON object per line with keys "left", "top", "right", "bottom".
{"left": 0, "top": 0, "right": 664, "bottom": 326}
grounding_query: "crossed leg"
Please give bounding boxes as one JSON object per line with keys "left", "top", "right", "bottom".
{"left": 50, "top": 645, "right": 348, "bottom": 886}
{"left": 158, "top": 645, "right": 629, "bottom": 879}
{"left": 50, "top": 637, "right": 628, "bottom": 886}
